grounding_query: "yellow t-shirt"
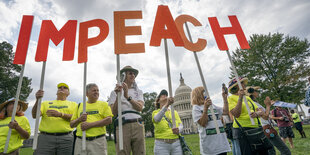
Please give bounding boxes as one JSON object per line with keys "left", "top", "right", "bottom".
{"left": 39, "top": 100, "right": 77, "bottom": 133}
{"left": 228, "top": 95, "right": 259, "bottom": 128}
{"left": 0, "top": 116, "right": 30, "bottom": 153}
{"left": 292, "top": 113, "right": 301, "bottom": 123}
{"left": 152, "top": 109, "right": 182, "bottom": 139}
{"left": 71, "top": 101, "right": 113, "bottom": 137}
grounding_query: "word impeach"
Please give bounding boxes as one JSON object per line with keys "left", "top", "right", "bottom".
{"left": 13, "top": 5, "right": 250, "bottom": 65}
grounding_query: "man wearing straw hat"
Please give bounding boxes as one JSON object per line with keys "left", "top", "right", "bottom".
{"left": 32, "top": 83, "right": 77, "bottom": 155}
{"left": 0, "top": 99, "right": 30, "bottom": 154}
{"left": 70, "top": 83, "right": 113, "bottom": 155}
{"left": 109, "top": 66, "right": 145, "bottom": 155}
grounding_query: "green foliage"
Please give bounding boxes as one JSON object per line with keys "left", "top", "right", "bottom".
{"left": 231, "top": 33, "right": 310, "bottom": 104}
{"left": 141, "top": 92, "right": 157, "bottom": 137}
{"left": 0, "top": 41, "right": 32, "bottom": 103}
{"left": 21, "top": 125, "right": 310, "bottom": 155}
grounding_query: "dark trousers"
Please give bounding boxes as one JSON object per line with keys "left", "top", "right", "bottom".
{"left": 233, "top": 128, "right": 269, "bottom": 155}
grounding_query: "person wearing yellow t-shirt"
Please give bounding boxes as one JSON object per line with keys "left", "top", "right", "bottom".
{"left": 291, "top": 110, "right": 306, "bottom": 138}
{"left": 70, "top": 83, "right": 113, "bottom": 155}
{"left": 227, "top": 77, "right": 267, "bottom": 155}
{"left": 0, "top": 99, "right": 30, "bottom": 155}
{"left": 32, "top": 83, "right": 77, "bottom": 155}
{"left": 152, "top": 89, "right": 183, "bottom": 155}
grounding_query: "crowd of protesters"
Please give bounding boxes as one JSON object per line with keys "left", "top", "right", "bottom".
{"left": 0, "top": 66, "right": 308, "bottom": 155}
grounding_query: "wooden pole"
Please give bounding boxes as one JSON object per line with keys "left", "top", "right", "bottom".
{"left": 184, "top": 22, "right": 220, "bottom": 134}
{"left": 226, "top": 50, "right": 255, "bottom": 125}
{"left": 163, "top": 39, "right": 176, "bottom": 128}
{"left": 33, "top": 61, "right": 47, "bottom": 150}
{"left": 4, "top": 65, "right": 26, "bottom": 153}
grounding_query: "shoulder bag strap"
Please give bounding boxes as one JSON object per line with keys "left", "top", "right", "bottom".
{"left": 248, "top": 100, "right": 261, "bottom": 127}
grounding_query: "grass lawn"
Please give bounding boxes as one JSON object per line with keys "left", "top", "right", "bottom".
{"left": 21, "top": 125, "right": 310, "bottom": 155}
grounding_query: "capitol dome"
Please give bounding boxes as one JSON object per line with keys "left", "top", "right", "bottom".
{"left": 174, "top": 73, "right": 198, "bottom": 134}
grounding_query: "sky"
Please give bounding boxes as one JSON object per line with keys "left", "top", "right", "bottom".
{"left": 1, "top": 0, "right": 310, "bottom": 133}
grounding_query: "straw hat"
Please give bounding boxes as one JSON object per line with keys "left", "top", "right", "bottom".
{"left": 228, "top": 77, "right": 248, "bottom": 93}
{"left": 0, "top": 99, "right": 28, "bottom": 112}
{"left": 120, "top": 66, "right": 139, "bottom": 77}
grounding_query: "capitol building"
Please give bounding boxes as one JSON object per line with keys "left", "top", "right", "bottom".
{"left": 174, "top": 74, "right": 198, "bottom": 134}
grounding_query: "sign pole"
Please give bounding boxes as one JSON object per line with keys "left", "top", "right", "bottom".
{"left": 4, "top": 65, "right": 26, "bottom": 153}
{"left": 184, "top": 22, "right": 220, "bottom": 134}
{"left": 163, "top": 39, "right": 176, "bottom": 128}
{"left": 33, "top": 61, "right": 47, "bottom": 150}
{"left": 82, "top": 62, "right": 87, "bottom": 151}
{"left": 116, "top": 54, "right": 123, "bottom": 150}
{"left": 226, "top": 50, "right": 255, "bottom": 125}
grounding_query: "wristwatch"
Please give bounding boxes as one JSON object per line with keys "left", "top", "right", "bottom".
{"left": 127, "top": 96, "right": 132, "bottom": 102}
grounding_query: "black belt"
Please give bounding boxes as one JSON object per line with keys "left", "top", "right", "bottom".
{"left": 40, "top": 131, "right": 72, "bottom": 136}
{"left": 77, "top": 134, "right": 105, "bottom": 141}
{"left": 115, "top": 118, "right": 143, "bottom": 126}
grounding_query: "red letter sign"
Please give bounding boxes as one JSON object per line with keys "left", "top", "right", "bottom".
{"left": 150, "top": 5, "right": 184, "bottom": 47}
{"left": 175, "top": 15, "right": 207, "bottom": 52}
{"left": 208, "top": 16, "right": 250, "bottom": 50}
{"left": 114, "top": 11, "right": 145, "bottom": 54}
{"left": 13, "top": 15, "right": 34, "bottom": 64}
{"left": 35, "top": 20, "right": 77, "bottom": 61}
{"left": 78, "top": 19, "right": 109, "bottom": 63}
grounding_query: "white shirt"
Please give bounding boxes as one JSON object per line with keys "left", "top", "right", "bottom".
{"left": 192, "top": 104, "right": 231, "bottom": 155}
{"left": 108, "top": 84, "right": 144, "bottom": 120}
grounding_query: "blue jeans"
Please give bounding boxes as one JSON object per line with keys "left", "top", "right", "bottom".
{"left": 231, "top": 139, "right": 241, "bottom": 155}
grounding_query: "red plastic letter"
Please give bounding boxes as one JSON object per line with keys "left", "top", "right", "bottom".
{"left": 114, "top": 11, "right": 145, "bottom": 54}
{"left": 78, "top": 19, "right": 109, "bottom": 63}
{"left": 35, "top": 20, "right": 77, "bottom": 61}
{"left": 175, "top": 15, "right": 207, "bottom": 52}
{"left": 208, "top": 16, "right": 250, "bottom": 51}
{"left": 150, "top": 5, "right": 184, "bottom": 47}
{"left": 13, "top": 15, "right": 34, "bottom": 64}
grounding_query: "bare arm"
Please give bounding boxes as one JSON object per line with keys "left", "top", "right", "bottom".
{"left": 230, "top": 90, "right": 245, "bottom": 118}
{"left": 259, "top": 97, "right": 272, "bottom": 120}
{"left": 80, "top": 117, "right": 112, "bottom": 131}
{"left": 222, "top": 88, "right": 229, "bottom": 115}
{"left": 129, "top": 99, "right": 144, "bottom": 112}
{"left": 197, "top": 98, "right": 212, "bottom": 127}
{"left": 111, "top": 84, "right": 122, "bottom": 116}
{"left": 32, "top": 90, "right": 43, "bottom": 118}
{"left": 9, "top": 121, "right": 29, "bottom": 139}
{"left": 70, "top": 113, "right": 87, "bottom": 128}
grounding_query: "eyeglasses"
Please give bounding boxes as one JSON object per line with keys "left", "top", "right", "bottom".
{"left": 58, "top": 86, "right": 68, "bottom": 89}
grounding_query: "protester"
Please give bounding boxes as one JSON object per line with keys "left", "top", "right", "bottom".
{"left": 227, "top": 77, "right": 269, "bottom": 155}
{"left": 271, "top": 106, "right": 294, "bottom": 148}
{"left": 247, "top": 86, "right": 291, "bottom": 155}
{"left": 70, "top": 83, "right": 113, "bottom": 155}
{"left": 191, "top": 86, "right": 231, "bottom": 155}
{"left": 152, "top": 90, "right": 183, "bottom": 155}
{"left": 291, "top": 110, "right": 306, "bottom": 138}
{"left": 0, "top": 99, "right": 30, "bottom": 155}
{"left": 304, "top": 77, "right": 310, "bottom": 107}
{"left": 109, "top": 66, "right": 145, "bottom": 155}
{"left": 32, "top": 83, "right": 77, "bottom": 155}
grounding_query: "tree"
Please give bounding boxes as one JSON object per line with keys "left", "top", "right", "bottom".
{"left": 0, "top": 41, "right": 32, "bottom": 103}
{"left": 141, "top": 92, "right": 157, "bottom": 137}
{"left": 231, "top": 33, "right": 310, "bottom": 105}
